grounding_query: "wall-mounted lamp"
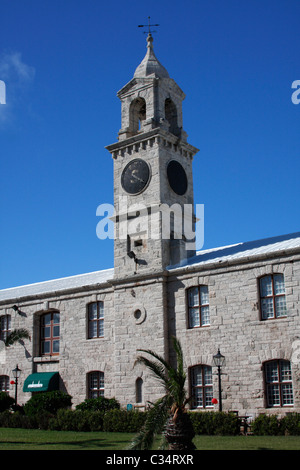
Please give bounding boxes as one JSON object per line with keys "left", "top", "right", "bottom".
{"left": 127, "top": 251, "right": 137, "bottom": 261}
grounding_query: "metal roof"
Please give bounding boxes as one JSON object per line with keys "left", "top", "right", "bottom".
{"left": 0, "top": 268, "right": 114, "bottom": 302}
{"left": 0, "top": 232, "right": 299, "bottom": 303}
{"left": 168, "top": 232, "right": 300, "bottom": 271}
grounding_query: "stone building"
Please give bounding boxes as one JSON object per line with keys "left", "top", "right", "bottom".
{"left": 0, "top": 34, "right": 299, "bottom": 419}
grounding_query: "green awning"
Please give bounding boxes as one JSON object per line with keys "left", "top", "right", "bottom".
{"left": 23, "top": 372, "right": 59, "bottom": 393}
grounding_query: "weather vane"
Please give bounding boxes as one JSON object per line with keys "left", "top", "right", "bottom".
{"left": 138, "top": 16, "right": 159, "bottom": 35}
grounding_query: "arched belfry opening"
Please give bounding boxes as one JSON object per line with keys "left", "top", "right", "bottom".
{"left": 129, "top": 97, "right": 146, "bottom": 134}
{"left": 165, "top": 98, "right": 179, "bottom": 136}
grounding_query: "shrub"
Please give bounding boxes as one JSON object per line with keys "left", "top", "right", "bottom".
{"left": 75, "top": 396, "right": 120, "bottom": 412}
{"left": 52, "top": 409, "right": 88, "bottom": 431}
{"left": 280, "top": 413, "right": 300, "bottom": 436}
{"left": 188, "top": 411, "right": 240, "bottom": 435}
{"left": 88, "top": 410, "right": 105, "bottom": 431}
{"left": 0, "top": 410, "right": 37, "bottom": 429}
{"left": 9, "top": 411, "right": 35, "bottom": 429}
{"left": 0, "top": 410, "right": 13, "bottom": 427}
{"left": 0, "top": 392, "right": 15, "bottom": 412}
{"left": 103, "top": 409, "right": 147, "bottom": 433}
{"left": 23, "top": 390, "right": 72, "bottom": 416}
{"left": 36, "top": 410, "right": 55, "bottom": 430}
{"left": 50, "top": 408, "right": 105, "bottom": 432}
{"left": 251, "top": 414, "right": 281, "bottom": 435}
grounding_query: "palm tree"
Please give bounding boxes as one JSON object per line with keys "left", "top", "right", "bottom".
{"left": 5, "top": 328, "right": 31, "bottom": 347}
{"left": 128, "top": 336, "right": 195, "bottom": 450}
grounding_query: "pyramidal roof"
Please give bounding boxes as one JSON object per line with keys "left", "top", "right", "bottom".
{"left": 134, "top": 33, "right": 169, "bottom": 79}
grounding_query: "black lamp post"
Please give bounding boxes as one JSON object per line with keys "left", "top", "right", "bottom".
{"left": 213, "top": 349, "right": 225, "bottom": 411}
{"left": 12, "top": 364, "right": 21, "bottom": 406}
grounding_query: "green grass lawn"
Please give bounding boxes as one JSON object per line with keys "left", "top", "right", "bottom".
{"left": 0, "top": 428, "right": 299, "bottom": 450}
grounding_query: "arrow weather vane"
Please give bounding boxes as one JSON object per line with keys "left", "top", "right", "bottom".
{"left": 138, "top": 16, "right": 159, "bottom": 35}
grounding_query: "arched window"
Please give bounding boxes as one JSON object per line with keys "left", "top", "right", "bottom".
{"left": 88, "top": 371, "right": 104, "bottom": 398}
{"left": 259, "top": 274, "right": 287, "bottom": 320}
{"left": 129, "top": 97, "right": 146, "bottom": 134}
{"left": 136, "top": 377, "right": 143, "bottom": 403}
{"left": 165, "top": 98, "right": 179, "bottom": 136}
{"left": 40, "top": 311, "right": 60, "bottom": 356}
{"left": 0, "top": 315, "right": 11, "bottom": 342}
{"left": 264, "top": 360, "right": 293, "bottom": 407}
{"left": 190, "top": 365, "right": 213, "bottom": 409}
{"left": 0, "top": 375, "right": 9, "bottom": 393}
{"left": 187, "top": 286, "right": 210, "bottom": 328}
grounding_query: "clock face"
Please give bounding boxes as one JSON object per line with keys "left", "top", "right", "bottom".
{"left": 121, "top": 158, "right": 151, "bottom": 195}
{"left": 167, "top": 160, "right": 188, "bottom": 195}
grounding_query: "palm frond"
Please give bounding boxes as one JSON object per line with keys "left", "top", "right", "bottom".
{"left": 130, "top": 337, "right": 193, "bottom": 450}
{"left": 165, "top": 337, "right": 187, "bottom": 408}
{"left": 136, "top": 348, "right": 171, "bottom": 373}
{"left": 5, "top": 328, "right": 31, "bottom": 347}
{"left": 127, "top": 395, "right": 170, "bottom": 450}
{"left": 171, "top": 336, "right": 185, "bottom": 377}
{"left": 135, "top": 355, "right": 168, "bottom": 389}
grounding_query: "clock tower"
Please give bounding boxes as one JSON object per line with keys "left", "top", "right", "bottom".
{"left": 106, "top": 33, "right": 199, "bottom": 279}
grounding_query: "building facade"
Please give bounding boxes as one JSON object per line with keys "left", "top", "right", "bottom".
{"left": 0, "top": 34, "right": 299, "bottom": 419}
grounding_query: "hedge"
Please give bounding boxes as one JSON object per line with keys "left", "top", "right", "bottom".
{"left": 251, "top": 413, "right": 300, "bottom": 436}
{"left": 0, "top": 402, "right": 299, "bottom": 435}
{"left": 0, "top": 392, "right": 15, "bottom": 412}
{"left": 50, "top": 409, "right": 105, "bottom": 432}
{"left": 75, "top": 396, "right": 120, "bottom": 412}
{"left": 103, "top": 409, "right": 147, "bottom": 433}
{"left": 188, "top": 411, "right": 240, "bottom": 435}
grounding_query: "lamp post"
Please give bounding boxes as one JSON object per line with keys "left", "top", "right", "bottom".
{"left": 213, "top": 349, "right": 225, "bottom": 412}
{"left": 12, "top": 364, "right": 21, "bottom": 406}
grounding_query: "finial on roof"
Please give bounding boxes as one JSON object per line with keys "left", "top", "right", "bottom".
{"left": 134, "top": 18, "right": 169, "bottom": 79}
{"left": 138, "top": 16, "right": 159, "bottom": 36}
{"left": 147, "top": 32, "right": 154, "bottom": 47}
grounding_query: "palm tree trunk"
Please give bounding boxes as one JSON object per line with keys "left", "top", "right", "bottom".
{"left": 164, "top": 412, "right": 196, "bottom": 450}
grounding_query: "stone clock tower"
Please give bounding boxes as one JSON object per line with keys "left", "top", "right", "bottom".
{"left": 106, "top": 34, "right": 199, "bottom": 279}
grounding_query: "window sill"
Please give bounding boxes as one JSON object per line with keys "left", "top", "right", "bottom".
{"left": 189, "top": 407, "right": 214, "bottom": 411}
{"left": 87, "top": 336, "right": 104, "bottom": 340}
{"left": 261, "top": 316, "right": 288, "bottom": 322}
{"left": 33, "top": 355, "right": 59, "bottom": 363}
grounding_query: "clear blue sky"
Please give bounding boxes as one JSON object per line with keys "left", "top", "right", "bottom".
{"left": 0, "top": 0, "right": 299, "bottom": 289}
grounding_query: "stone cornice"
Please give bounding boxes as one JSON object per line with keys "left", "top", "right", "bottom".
{"left": 105, "top": 127, "right": 199, "bottom": 159}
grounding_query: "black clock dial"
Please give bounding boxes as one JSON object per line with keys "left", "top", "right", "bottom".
{"left": 167, "top": 160, "right": 188, "bottom": 195}
{"left": 121, "top": 158, "right": 151, "bottom": 195}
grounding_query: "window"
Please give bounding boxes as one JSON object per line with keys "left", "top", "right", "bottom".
{"left": 0, "top": 375, "right": 9, "bottom": 393}
{"left": 40, "top": 312, "right": 60, "bottom": 356}
{"left": 0, "top": 315, "right": 11, "bottom": 342}
{"left": 136, "top": 378, "right": 143, "bottom": 403}
{"left": 187, "top": 286, "right": 210, "bottom": 328}
{"left": 259, "top": 274, "right": 287, "bottom": 320}
{"left": 88, "top": 371, "right": 104, "bottom": 398}
{"left": 190, "top": 365, "right": 213, "bottom": 409}
{"left": 88, "top": 302, "right": 104, "bottom": 338}
{"left": 264, "top": 360, "right": 294, "bottom": 407}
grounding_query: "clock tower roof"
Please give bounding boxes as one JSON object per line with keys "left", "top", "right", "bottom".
{"left": 134, "top": 33, "right": 169, "bottom": 79}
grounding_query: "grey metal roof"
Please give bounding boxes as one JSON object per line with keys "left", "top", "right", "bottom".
{"left": 0, "top": 232, "right": 299, "bottom": 303}
{"left": 0, "top": 268, "right": 114, "bottom": 303}
{"left": 168, "top": 232, "right": 300, "bottom": 271}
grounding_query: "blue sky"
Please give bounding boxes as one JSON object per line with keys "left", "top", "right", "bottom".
{"left": 0, "top": 0, "right": 299, "bottom": 289}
